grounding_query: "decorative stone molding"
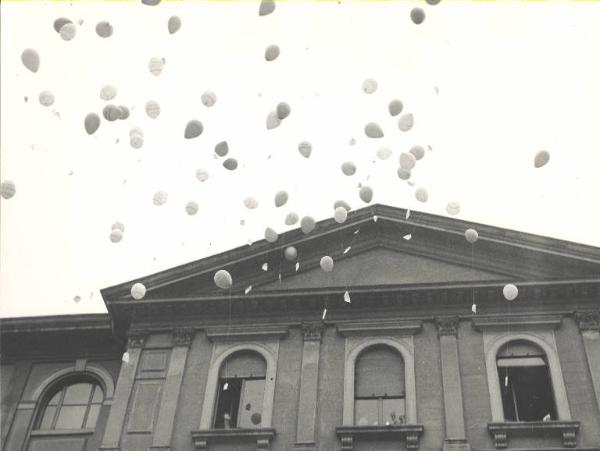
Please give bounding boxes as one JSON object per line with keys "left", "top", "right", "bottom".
{"left": 301, "top": 322, "right": 324, "bottom": 341}
{"left": 575, "top": 311, "right": 600, "bottom": 332}
{"left": 488, "top": 421, "right": 580, "bottom": 449}
{"left": 173, "top": 327, "right": 195, "bottom": 346}
{"left": 336, "top": 319, "right": 422, "bottom": 337}
{"left": 191, "top": 428, "right": 276, "bottom": 451}
{"left": 436, "top": 316, "right": 460, "bottom": 337}
{"left": 336, "top": 425, "right": 425, "bottom": 450}
{"left": 127, "top": 330, "right": 147, "bottom": 348}
{"left": 472, "top": 314, "right": 563, "bottom": 331}
{"left": 205, "top": 325, "right": 288, "bottom": 341}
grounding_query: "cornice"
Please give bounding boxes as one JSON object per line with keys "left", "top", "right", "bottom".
{"left": 336, "top": 319, "right": 422, "bottom": 337}
{"left": 472, "top": 313, "right": 563, "bottom": 331}
{"left": 205, "top": 324, "right": 289, "bottom": 341}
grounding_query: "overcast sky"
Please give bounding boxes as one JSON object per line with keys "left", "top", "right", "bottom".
{"left": 1, "top": 1, "right": 599, "bottom": 318}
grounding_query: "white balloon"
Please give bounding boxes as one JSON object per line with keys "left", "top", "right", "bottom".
{"left": 415, "top": 187, "right": 428, "bottom": 203}
{"left": 300, "top": 216, "right": 316, "bottom": 234}
{"left": 465, "top": 228, "right": 479, "bottom": 244}
{"left": 446, "top": 201, "right": 460, "bottom": 216}
{"left": 397, "top": 168, "right": 411, "bottom": 180}
{"left": 112, "top": 221, "right": 125, "bottom": 232}
{"left": 298, "top": 141, "right": 312, "bottom": 158}
{"left": 21, "top": 48, "right": 40, "bottom": 73}
{"left": 399, "top": 152, "right": 416, "bottom": 170}
{"left": 0, "top": 180, "right": 16, "bottom": 199}
{"left": 334, "top": 200, "right": 351, "bottom": 211}
{"left": 59, "top": 23, "right": 77, "bottom": 41}
{"left": 186, "top": 201, "right": 199, "bottom": 215}
{"left": 409, "top": 145, "right": 425, "bottom": 160}
{"left": 274, "top": 190, "right": 288, "bottom": 207}
{"left": 265, "top": 45, "right": 280, "bottom": 61}
{"left": 96, "top": 21, "right": 113, "bottom": 38}
{"left": 243, "top": 196, "right": 258, "bottom": 209}
{"left": 320, "top": 256, "right": 334, "bottom": 272}
{"left": 129, "top": 127, "right": 144, "bottom": 138}
{"left": 389, "top": 99, "right": 403, "bottom": 116}
{"left": 196, "top": 168, "right": 209, "bottom": 182}
{"left": 130, "top": 135, "right": 144, "bottom": 149}
{"left": 259, "top": 0, "right": 276, "bottom": 16}
{"left": 184, "top": 120, "right": 203, "bottom": 139}
{"left": 359, "top": 186, "right": 373, "bottom": 203}
{"left": 214, "top": 270, "right": 233, "bottom": 289}
{"left": 376, "top": 147, "right": 392, "bottom": 160}
{"left": 145, "top": 101, "right": 160, "bottom": 119}
{"left": 503, "top": 284, "right": 519, "bottom": 301}
{"left": 266, "top": 111, "right": 281, "bottom": 130}
{"left": 201, "top": 91, "right": 217, "bottom": 107}
{"left": 84, "top": 113, "right": 100, "bottom": 135}
{"left": 100, "top": 85, "right": 117, "bottom": 101}
{"left": 168, "top": 16, "right": 181, "bottom": 34}
{"left": 334, "top": 207, "right": 348, "bottom": 223}
{"left": 148, "top": 57, "right": 164, "bottom": 76}
{"left": 365, "top": 122, "right": 384, "bottom": 138}
{"left": 119, "top": 106, "right": 130, "bottom": 120}
{"left": 534, "top": 150, "right": 550, "bottom": 168}
{"left": 265, "top": 227, "right": 278, "bottom": 243}
{"left": 110, "top": 228, "right": 123, "bottom": 243}
{"left": 131, "top": 283, "right": 146, "bottom": 300}
{"left": 398, "top": 113, "right": 414, "bottom": 132}
{"left": 285, "top": 212, "right": 299, "bottom": 225}
{"left": 153, "top": 191, "right": 168, "bottom": 206}
{"left": 39, "top": 91, "right": 54, "bottom": 107}
{"left": 341, "top": 161, "right": 356, "bottom": 176}
{"left": 284, "top": 246, "right": 298, "bottom": 261}
{"left": 362, "top": 78, "right": 378, "bottom": 94}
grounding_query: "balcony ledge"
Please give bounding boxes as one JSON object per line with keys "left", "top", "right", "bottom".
{"left": 191, "top": 428, "right": 275, "bottom": 451}
{"left": 488, "top": 421, "right": 580, "bottom": 449}
{"left": 336, "top": 424, "right": 424, "bottom": 450}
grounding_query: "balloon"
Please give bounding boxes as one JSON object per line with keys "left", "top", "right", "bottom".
{"left": 284, "top": 246, "right": 298, "bottom": 261}
{"left": 153, "top": 191, "right": 168, "bottom": 206}
{"left": 84, "top": 113, "right": 100, "bottom": 135}
{"left": 243, "top": 196, "right": 258, "bottom": 209}
{"left": 145, "top": 101, "right": 160, "bottom": 119}
{"left": 446, "top": 201, "right": 460, "bottom": 216}
{"left": 100, "top": 85, "right": 117, "bottom": 101}
{"left": 110, "top": 228, "right": 123, "bottom": 243}
{"left": 185, "top": 120, "right": 203, "bottom": 139}
{"left": 277, "top": 102, "right": 291, "bottom": 120}
{"left": 465, "top": 228, "right": 479, "bottom": 244}
{"left": 298, "top": 141, "right": 312, "bottom": 158}
{"left": 96, "top": 21, "right": 113, "bottom": 38}
{"left": 265, "top": 45, "right": 280, "bottom": 61}
{"left": 359, "top": 186, "right": 373, "bottom": 203}
{"left": 341, "top": 161, "right": 356, "bottom": 176}
{"left": 503, "top": 284, "right": 519, "bottom": 301}
{"left": 410, "top": 7, "right": 426, "bottom": 25}
{"left": 142, "top": 0, "right": 161, "bottom": 5}
{"left": 259, "top": 0, "right": 276, "bottom": 16}
{"left": 399, "top": 152, "right": 416, "bottom": 170}
{"left": 415, "top": 187, "right": 428, "bottom": 203}
{"left": 215, "top": 141, "right": 229, "bottom": 157}
{"left": 389, "top": 99, "right": 403, "bottom": 116}
{"left": 130, "top": 127, "right": 144, "bottom": 138}
{"left": 285, "top": 212, "right": 299, "bottom": 225}
{"left": 426, "top": 0, "right": 441, "bottom": 5}
{"left": 131, "top": 283, "right": 147, "bottom": 300}
{"left": 223, "top": 158, "right": 238, "bottom": 170}
{"left": 300, "top": 216, "right": 316, "bottom": 234}
{"left": 214, "top": 270, "right": 233, "bottom": 289}
{"left": 119, "top": 106, "right": 130, "bottom": 120}
{"left": 39, "top": 91, "right": 54, "bottom": 107}
{"left": 59, "top": 23, "right": 77, "bottom": 41}
{"left": 103, "top": 104, "right": 122, "bottom": 121}
{"left": 333, "top": 200, "right": 351, "bottom": 211}
{"left": 362, "top": 79, "right": 378, "bottom": 94}
{"left": 397, "top": 168, "right": 411, "bottom": 180}
{"left": 334, "top": 206, "right": 348, "bottom": 223}
{"left": 534, "top": 150, "right": 550, "bottom": 168}
{"left": 148, "top": 57, "right": 164, "bottom": 76}
{"left": 168, "top": 16, "right": 181, "bottom": 34}
{"left": 21, "top": 49, "right": 40, "bottom": 72}
{"left": 266, "top": 111, "right": 281, "bottom": 130}
{"left": 365, "top": 122, "right": 384, "bottom": 138}
{"left": 409, "top": 145, "right": 425, "bottom": 160}
{"left": 265, "top": 227, "right": 278, "bottom": 243}
{"left": 274, "top": 190, "right": 288, "bottom": 207}
{"left": 201, "top": 91, "right": 217, "bottom": 107}
{"left": 185, "top": 201, "right": 199, "bottom": 215}
{"left": 398, "top": 113, "right": 414, "bottom": 132}
{"left": 196, "top": 168, "right": 209, "bottom": 182}
{"left": 53, "top": 18, "right": 72, "bottom": 32}
{"left": 130, "top": 135, "right": 144, "bottom": 149}
{"left": 376, "top": 147, "right": 392, "bottom": 160}
{"left": 112, "top": 221, "right": 125, "bottom": 232}
{"left": 0, "top": 180, "right": 16, "bottom": 199}
{"left": 320, "top": 256, "right": 334, "bottom": 272}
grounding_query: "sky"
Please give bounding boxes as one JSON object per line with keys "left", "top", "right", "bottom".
{"left": 1, "top": 0, "right": 600, "bottom": 318}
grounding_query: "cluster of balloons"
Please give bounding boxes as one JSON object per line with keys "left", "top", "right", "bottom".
{"left": 104, "top": 104, "right": 130, "bottom": 121}
{"left": 266, "top": 102, "right": 291, "bottom": 130}
{"left": 110, "top": 221, "right": 125, "bottom": 243}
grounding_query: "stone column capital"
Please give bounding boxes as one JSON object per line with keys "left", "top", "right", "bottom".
{"left": 436, "top": 316, "right": 460, "bottom": 337}
{"left": 127, "top": 330, "right": 148, "bottom": 348}
{"left": 575, "top": 311, "right": 600, "bottom": 332}
{"left": 173, "top": 327, "right": 195, "bottom": 347}
{"left": 302, "top": 322, "right": 324, "bottom": 342}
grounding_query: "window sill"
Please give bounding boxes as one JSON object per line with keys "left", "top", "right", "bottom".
{"left": 191, "top": 428, "right": 276, "bottom": 451}
{"left": 30, "top": 428, "right": 95, "bottom": 437}
{"left": 488, "top": 421, "right": 580, "bottom": 449}
{"left": 336, "top": 424, "right": 425, "bottom": 450}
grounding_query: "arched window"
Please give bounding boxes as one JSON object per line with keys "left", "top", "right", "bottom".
{"left": 35, "top": 376, "right": 104, "bottom": 430}
{"left": 354, "top": 345, "right": 405, "bottom": 426}
{"left": 496, "top": 340, "right": 557, "bottom": 421}
{"left": 213, "top": 351, "right": 266, "bottom": 429}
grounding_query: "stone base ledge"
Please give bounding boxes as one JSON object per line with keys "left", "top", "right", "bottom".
{"left": 443, "top": 438, "right": 472, "bottom": 451}
{"left": 191, "top": 428, "right": 276, "bottom": 451}
{"left": 336, "top": 424, "right": 424, "bottom": 450}
{"left": 293, "top": 441, "right": 317, "bottom": 451}
{"left": 488, "top": 421, "right": 580, "bottom": 449}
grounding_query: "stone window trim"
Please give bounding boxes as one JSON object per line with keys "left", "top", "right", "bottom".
{"left": 484, "top": 333, "right": 571, "bottom": 423}
{"left": 191, "top": 428, "right": 276, "bottom": 451}
{"left": 198, "top": 343, "right": 277, "bottom": 430}
{"left": 487, "top": 420, "right": 580, "bottom": 449}
{"left": 342, "top": 337, "right": 418, "bottom": 426}
{"left": 336, "top": 425, "right": 424, "bottom": 451}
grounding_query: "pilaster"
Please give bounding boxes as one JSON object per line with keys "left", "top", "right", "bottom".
{"left": 575, "top": 311, "right": 600, "bottom": 413}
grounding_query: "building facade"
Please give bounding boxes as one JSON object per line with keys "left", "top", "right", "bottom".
{"left": 2, "top": 204, "right": 600, "bottom": 451}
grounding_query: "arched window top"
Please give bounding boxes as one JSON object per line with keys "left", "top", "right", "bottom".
{"left": 355, "top": 345, "right": 405, "bottom": 397}
{"left": 35, "top": 376, "right": 104, "bottom": 431}
{"left": 219, "top": 350, "right": 266, "bottom": 379}
{"left": 498, "top": 340, "right": 545, "bottom": 358}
